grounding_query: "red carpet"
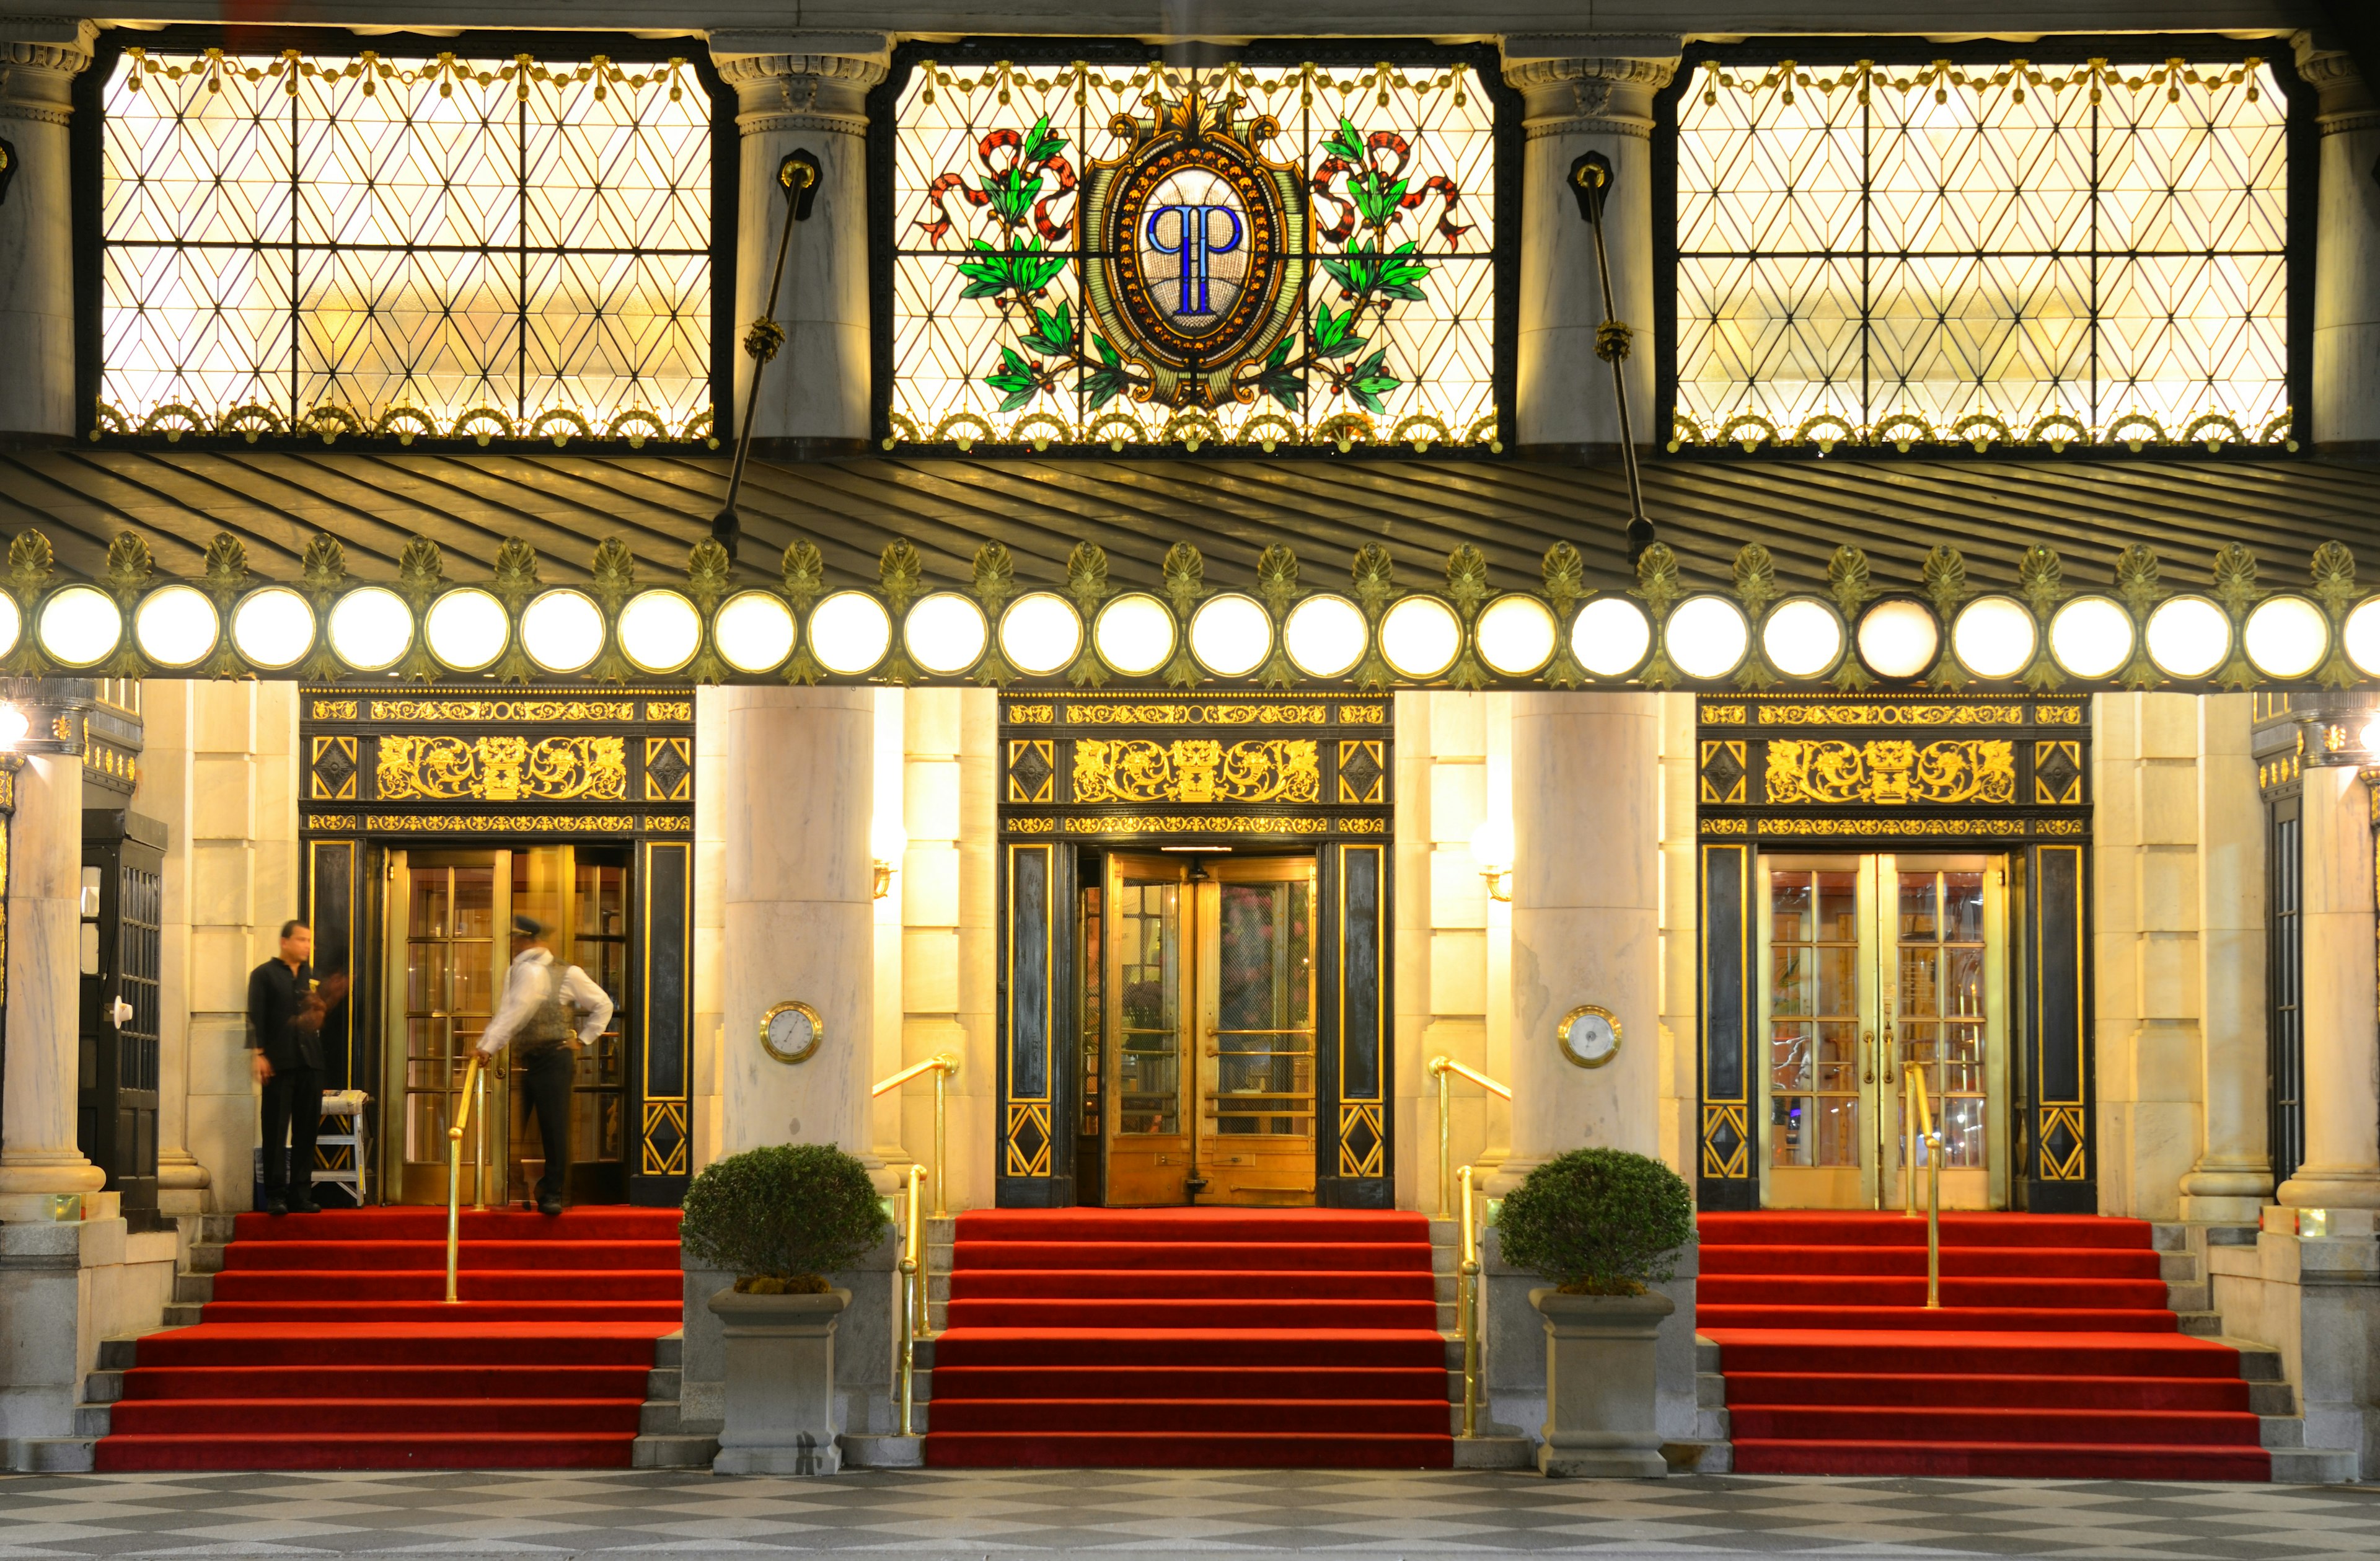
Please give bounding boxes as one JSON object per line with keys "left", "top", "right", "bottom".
{"left": 926, "top": 1208, "right": 1452, "bottom": 1468}
{"left": 1698, "top": 1211, "right": 2268, "bottom": 1479}
{"left": 95, "top": 1206, "right": 681, "bottom": 1470}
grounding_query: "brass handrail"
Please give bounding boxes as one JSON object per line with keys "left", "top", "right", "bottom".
{"left": 1904, "top": 1063, "right": 1944, "bottom": 1308}
{"left": 1457, "top": 1163, "right": 1484, "bottom": 1439}
{"left": 875, "top": 1055, "right": 959, "bottom": 1218}
{"left": 897, "top": 1164, "right": 928, "bottom": 1438}
{"left": 1427, "top": 1056, "right": 1511, "bottom": 1220}
{"left": 444, "top": 1053, "right": 483, "bottom": 1305}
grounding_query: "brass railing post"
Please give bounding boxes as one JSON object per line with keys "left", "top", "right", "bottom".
{"left": 444, "top": 1054, "right": 482, "bottom": 1305}
{"left": 1908, "top": 1067, "right": 1942, "bottom": 1309}
{"left": 897, "top": 1164, "right": 927, "bottom": 1437}
{"left": 1458, "top": 1164, "right": 1481, "bottom": 1439}
{"left": 1902, "top": 1063, "right": 1915, "bottom": 1219}
{"left": 474, "top": 1062, "right": 490, "bottom": 1211}
{"left": 875, "top": 1056, "right": 960, "bottom": 1219}
{"left": 1431, "top": 1058, "right": 1452, "bottom": 1220}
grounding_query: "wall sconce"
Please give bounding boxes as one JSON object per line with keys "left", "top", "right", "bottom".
{"left": 1470, "top": 815, "right": 1514, "bottom": 903}
{"left": 871, "top": 815, "right": 907, "bottom": 901}
{"left": 0, "top": 701, "right": 30, "bottom": 750}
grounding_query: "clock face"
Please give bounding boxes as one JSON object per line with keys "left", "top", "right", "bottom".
{"left": 1559, "top": 1006, "right": 1621, "bottom": 1068}
{"left": 760, "top": 1001, "right": 820, "bottom": 1064}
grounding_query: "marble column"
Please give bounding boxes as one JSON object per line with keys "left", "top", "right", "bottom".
{"left": 2298, "top": 36, "right": 2380, "bottom": 454}
{"left": 0, "top": 753, "right": 105, "bottom": 1221}
{"left": 2180, "top": 694, "right": 2272, "bottom": 1221}
{"left": 720, "top": 687, "right": 883, "bottom": 1184}
{"left": 1501, "top": 35, "right": 1678, "bottom": 457}
{"left": 0, "top": 19, "right": 94, "bottom": 443}
{"left": 709, "top": 33, "right": 888, "bottom": 450}
{"left": 1490, "top": 693, "right": 1661, "bottom": 1195}
{"left": 2276, "top": 763, "right": 2380, "bottom": 1208}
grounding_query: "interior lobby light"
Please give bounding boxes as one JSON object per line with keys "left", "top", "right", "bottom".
{"left": 870, "top": 813, "right": 907, "bottom": 900}
{"left": 1475, "top": 595, "right": 1556, "bottom": 676}
{"left": 809, "top": 590, "right": 892, "bottom": 676}
{"left": 1667, "top": 595, "right": 1749, "bottom": 680}
{"left": 2361, "top": 717, "right": 2380, "bottom": 757}
{"left": 2346, "top": 598, "right": 2380, "bottom": 679}
{"left": 328, "top": 586, "right": 413, "bottom": 671}
{"left": 38, "top": 585, "right": 122, "bottom": 668}
{"left": 0, "top": 591, "right": 20, "bottom": 660}
{"left": 231, "top": 586, "right": 316, "bottom": 670}
{"left": 1470, "top": 813, "right": 1514, "bottom": 903}
{"left": 1284, "top": 594, "right": 1367, "bottom": 679}
{"left": 1000, "top": 591, "right": 1082, "bottom": 676}
{"left": 1950, "top": 595, "right": 2035, "bottom": 679}
{"left": 716, "top": 591, "right": 797, "bottom": 673}
{"left": 1380, "top": 595, "right": 1461, "bottom": 679}
{"left": 1189, "top": 593, "right": 1270, "bottom": 676}
{"left": 424, "top": 587, "right": 508, "bottom": 671}
{"left": 2244, "top": 596, "right": 2328, "bottom": 679}
{"left": 1572, "top": 596, "right": 1651, "bottom": 678}
{"left": 1761, "top": 596, "right": 1843, "bottom": 678}
{"left": 619, "top": 588, "right": 702, "bottom": 674}
{"left": 520, "top": 588, "right": 606, "bottom": 674}
{"left": 2146, "top": 596, "right": 2232, "bottom": 679}
{"left": 2049, "top": 596, "right": 2134, "bottom": 679}
{"left": 1094, "top": 593, "right": 1175, "bottom": 676}
{"left": 134, "top": 583, "right": 218, "bottom": 668}
{"left": 1856, "top": 598, "right": 1939, "bottom": 679}
{"left": 906, "top": 591, "right": 989, "bottom": 674}
{"left": 0, "top": 702, "right": 29, "bottom": 748}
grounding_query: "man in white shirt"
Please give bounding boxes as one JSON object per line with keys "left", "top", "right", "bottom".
{"left": 478, "top": 915, "right": 615, "bottom": 1215}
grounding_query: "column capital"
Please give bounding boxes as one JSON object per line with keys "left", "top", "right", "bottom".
{"left": 2293, "top": 30, "right": 2379, "bottom": 133}
{"left": 1500, "top": 38, "right": 1680, "bottom": 141}
{"left": 0, "top": 17, "right": 97, "bottom": 127}
{"left": 710, "top": 32, "right": 890, "bottom": 138}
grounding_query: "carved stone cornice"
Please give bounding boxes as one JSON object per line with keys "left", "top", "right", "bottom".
{"left": 1500, "top": 44, "right": 1678, "bottom": 138}
{"left": 0, "top": 17, "right": 97, "bottom": 126}
{"left": 711, "top": 32, "right": 888, "bottom": 136}
{"left": 2293, "top": 31, "right": 2376, "bottom": 128}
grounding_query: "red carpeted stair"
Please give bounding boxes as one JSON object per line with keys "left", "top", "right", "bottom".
{"left": 1698, "top": 1211, "right": 2268, "bottom": 1479}
{"left": 927, "top": 1208, "right": 1452, "bottom": 1468}
{"left": 95, "top": 1206, "right": 681, "bottom": 1471}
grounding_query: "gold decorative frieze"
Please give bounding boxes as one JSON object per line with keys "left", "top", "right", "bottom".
{"left": 1756, "top": 702, "right": 2025, "bottom": 727}
{"left": 1005, "top": 704, "right": 1055, "bottom": 724}
{"left": 641, "top": 815, "right": 693, "bottom": 833}
{"left": 309, "top": 735, "right": 359, "bottom": 800}
{"left": 1062, "top": 815, "right": 1331, "bottom": 836}
{"left": 357, "top": 813, "right": 641, "bottom": 833}
{"left": 645, "top": 701, "right": 692, "bottom": 722}
{"left": 1007, "top": 818, "right": 1057, "bottom": 833}
{"left": 1065, "top": 702, "right": 1331, "bottom": 727}
{"left": 1764, "top": 739, "right": 2014, "bottom": 807}
{"left": 1338, "top": 704, "right": 1386, "bottom": 725}
{"left": 304, "top": 814, "right": 351, "bottom": 832}
{"left": 1703, "top": 816, "right": 1750, "bottom": 834}
{"left": 1337, "top": 817, "right": 1388, "bottom": 834}
{"left": 2035, "top": 705, "right": 2086, "bottom": 725}
{"left": 378, "top": 735, "right": 628, "bottom": 802}
{"left": 1072, "top": 738, "right": 1320, "bottom": 805}
{"left": 1758, "top": 816, "right": 2028, "bottom": 837}
{"left": 1703, "top": 705, "right": 1746, "bottom": 725}
{"left": 368, "top": 699, "right": 637, "bottom": 723}
{"left": 2037, "top": 818, "right": 2086, "bottom": 835}
{"left": 310, "top": 699, "right": 359, "bottom": 720}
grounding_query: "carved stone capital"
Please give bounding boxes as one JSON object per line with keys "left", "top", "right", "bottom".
{"left": 2294, "top": 31, "right": 2376, "bottom": 126}
{"left": 712, "top": 32, "right": 888, "bottom": 135}
{"left": 0, "top": 17, "right": 97, "bottom": 127}
{"left": 1500, "top": 42, "right": 1678, "bottom": 138}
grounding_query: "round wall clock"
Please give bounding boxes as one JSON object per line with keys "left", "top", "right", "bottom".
{"left": 1558, "top": 1004, "right": 1621, "bottom": 1069}
{"left": 759, "top": 999, "right": 822, "bottom": 1064}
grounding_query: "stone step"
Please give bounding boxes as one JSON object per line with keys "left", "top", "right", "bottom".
{"left": 10, "top": 1438, "right": 95, "bottom": 1473}
{"left": 653, "top": 1332, "right": 682, "bottom": 1369}
{"left": 73, "top": 1401, "right": 112, "bottom": 1439}
{"left": 2270, "top": 1445, "right": 2360, "bottom": 1484}
{"left": 1451, "top": 1435, "right": 1533, "bottom": 1468}
{"left": 2260, "top": 1415, "right": 2306, "bottom": 1449}
{"left": 646, "top": 1366, "right": 681, "bottom": 1401}
{"left": 639, "top": 1398, "right": 688, "bottom": 1435}
{"left": 2165, "top": 1281, "right": 2211, "bottom": 1313}
{"left": 2158, "top": 1251, "right": 2200, "bottom": 1284}
{"left": 173, "top": 1270, "right": 214, "bottom": 1304}
{"left": 2175, "top": 1309, "right": 2223, "bottom": 1337}
{"left": 2249, "top": 1381, "right": 2296, "bottom": 1416}
{"left": 161, "top": 1301, "right": 206, "bottom": 1327}
{"left": 1665, "top": 1438, "right": 1733, "bottom": 1474}
{"left": 2219, "top": 1338, "right": 2285, "bottom": 1381}
{"left": 631, "top": 1433, "right": 718, "bottom": 1469}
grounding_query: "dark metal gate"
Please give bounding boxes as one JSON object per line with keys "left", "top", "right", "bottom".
{"left": 79, "top": 810, "right": 167, "bottom": 1215}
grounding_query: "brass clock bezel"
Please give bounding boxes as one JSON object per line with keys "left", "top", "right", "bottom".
{"left": 759, "top": 999, "right": 823, "bottom": 1064}
{"left": 1557, "top": 1004, "right": 1621, "bottom": 1069}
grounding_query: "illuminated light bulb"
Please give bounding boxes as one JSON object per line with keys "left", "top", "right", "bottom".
{"left": 2048, "top": 596, "right": 2135, "bottom": 680}
{"left": 134, "top": 583, "right": 219, "bottom": 668}
{"left": 715, "top": 591, "right": 796, "bottom": 674}
{"left": 1000, "top": 592, "right": 1082, "bottom": 676}
{"left": 1667, "top": 595, "right": 1751, "bottom": 680}
{"left": 808, "top": 590, "right": 892, "bottom": 676}
{"left": 1470, "top": 813, "right": 1514, "bottom": 903}
{"left": 1856, "top": 599, "right": 1940, "bottom": 679}
{"left": 328, "top": 586, "right": 413, "bottom": 671}
{"left": 231, "top": 586, "right": 316, "bottom": 670}
{"left": 1475, "top": 595, "right": 1557, "bottom": 676}
{"left": 1950, "top": 595, "right": 2035, "bottom": 679}
{"left": 423, "top": 588, "right": 508, "bottom": 672}
{"left": 520, "top": 588, "right": 606, "bottom": 674}
{"left": 619, "top": 590, "right": 703, "bottom": 674}
{"left": 1282, "top": 595, "right": 1367, "bottom": 679}
{"left": 37, "top": 585, "right": 123, "bottom": 668}
{"left": 0, "top": 702, "right": 29, "bottom": 747}
{"left": 1378, "top": 596, "right": 1461, "bottom": 679}
{"left": 1093, "top": 593, "right": 1175, "bottom": 676}
{"left": 2145, "top": 596, "right": 2231, "bottom": 680}
{"left": 1573, "top": 597, "right": 1652, "bottom": 678}
{"left": 2244, "top": 596, "right": 2329, "bottom": 681}
{"left": 1761, "top": 596, "right": 1843, "bottom": 678}
{"left": 904, "top": 591, "right": 989, "bottom": 675}
{"left": 2361, "top": 718, "right": 2380, "bottom": 757}
{"left": 1188, "top": 593, "right": 1271, "bottom": 678}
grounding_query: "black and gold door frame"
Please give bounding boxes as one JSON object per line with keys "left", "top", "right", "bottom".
{"left": 298, "top": 688, "right": 697, "bottom": 1206}
{"left": 1696, "top": 695, "right": 2095, "bottom": 1214}
{"left": 996, "top": 694, "right": 1395, "bottom": 1208}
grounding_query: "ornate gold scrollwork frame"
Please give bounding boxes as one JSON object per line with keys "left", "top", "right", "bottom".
{"left": 759, "top": 999, "right": 823, "bottom": 1064}
{"left": 1557, "top": 1004, "right": 1622, "bottom": 1069}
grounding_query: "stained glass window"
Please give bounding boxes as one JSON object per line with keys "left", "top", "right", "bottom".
{"left": 886, "top": 58, "right": 1500, "bottom": 451}
{"left": 98, "top": 48, "right": 716, "bottom": 443}
{"left": 1673, "top": 58, "right": 2290, "bottom": 451}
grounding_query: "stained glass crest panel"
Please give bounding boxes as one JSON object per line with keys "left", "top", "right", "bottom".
{"left": 886, "top": 58, "right": 1499, "bottom": 451}
{"left": 1673, "top": 59, "right": 2289, "bottom": 450}
{"left": 100, "top": 49, "right": 714, "bottom": 443}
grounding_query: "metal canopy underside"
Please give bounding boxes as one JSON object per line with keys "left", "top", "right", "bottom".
{"left": 3, "top": 449, "right": 2376, "bottom": 595}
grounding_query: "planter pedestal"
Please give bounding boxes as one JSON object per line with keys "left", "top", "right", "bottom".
{"left": 1530, "top": 1287, "right": 1675, "bottom": 1479}
{"left": 706, "top": 1287, "right": 851, "bottom": 1476}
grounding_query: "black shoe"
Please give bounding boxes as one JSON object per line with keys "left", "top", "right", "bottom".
{"left": 290, "top": 1196, "right": 322, "bottom": 1215}
{"left": 538, "top": 1196, "right": 564, "bottom": 1216}
{"left": 263, "top": 1193, "right": 288, "bottom": 1216}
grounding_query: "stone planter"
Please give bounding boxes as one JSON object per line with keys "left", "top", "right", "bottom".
{"left": 1530, "top": 1287, "right": 1676, "bottom": 1478}
{"left": 707, "top": 1287, "right": 850, "bottom": 1475}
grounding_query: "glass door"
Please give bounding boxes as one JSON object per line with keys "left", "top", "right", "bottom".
{"left": 1195, "top": 857, "right": 1318, "bottom": 1205}
{"left": 1102, "top": 856, "right": 1192, "bottom": 1206}
{"left": 1760, "top": 854, "right": 2008, "bottom": 1211}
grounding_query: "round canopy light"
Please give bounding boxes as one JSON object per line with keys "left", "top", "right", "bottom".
{"left": 1284, "top": 594, "right": 1367, "bottom": 679}
{"left": 809, "top": 590, "right": 892, "bottom": 675}
{"left": 618, "top": 589, "right": 702, "bottom": 674}
{"left": 327, "top": 586, "right": 414, "bottom": 671}
{"left": 1380, "top": 595, "right": 1461, "bottom": 680}
{"left": 2146, "top": 595, "right": 2232, "bottom": 680}
{"left": 1189, "top": 593, "right": 1271, "bottom": 677}
{"left": 906, "top": 591, "right": 989, "bottom": 675}
{"left": 1094, "top": 592, "right": 1175, "bottom": 676}
{"left": 2048, "top": 595, "right": 2134, "bottom": 679}
{"left": 1000, "top": 592, "right": 1082, "bottom": 676}
{"left": 1476, "top": 595, "right": 1557, "bottom": 676}
{"left": 1667, "top": 595, "right": 1750, "bottom": 680}
{"left": 1857, "top": 598, "right": 1940, "bottom": 679}
{"left": 231, "top": 586, "right": 316, "bottom": 670}
{"left": 0, "top": 591, "right": 20, "bottom": 660}
{"left": 714, "top": 591, "right": 796, "bottom": 674}
{"left": 1761, "top": 596, "right": 1843, "bottom": 678}
{"left": 1572, "top": 596, "right": 1652, "bottom": 678}
{"left": 424, "top": 588, "right": 508, "bottom": 672}
{"left": 38, "top": 585, "right": 121, "bottom": 668}
{"left": 2244, "top": 595, "right": 2329, "bottom": 679}
{"left": 134, "top": 584, "right": 218, "bottom": 668}
{"left": 2343, "top": 597, "right": 2380, "bottom": 679}
{"left": 1951, "top": 595, "right": 2036, "bottom": 679}
{"left": 519, "top": 588, "right": 604, "bottom": 674}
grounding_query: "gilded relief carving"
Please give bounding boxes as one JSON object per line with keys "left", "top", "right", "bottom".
{"left": 1065, "top": 702, "right": 1328, "bottom": 726}
{"left": 1007, "top": 740, "right": 1056, "bottom": 803}
{"left": 358, "top": 814, "right": 639, "bottom": 833}
{"left": 377, "top": 735, "right": 628, "bottom": 802}
{"left": 1062, "top": 815, "right": 1329, "bottom": 836}
{"left": 1337, "top": 740, "right": 1385, "bottom": 803}
{"left": 369, "top": 699, "right": 637, "bottom": 723}
{"left": 644, "top": 737, "right": 692, "bottom": 802}
{"left": 1699, "top": 740, "right": 1747, "bottom": 803}
{"left": 1071, "top": 738, "right": 1320, "bottom": 805}
{"left": 1763, "top": 739, "right": 2014, "bottom": 806}
{"left": 310, "top": 735, "right": 359, "bottom": 800}
{"left": 1756, "top": 703, "right": 2025, "bottom": 727}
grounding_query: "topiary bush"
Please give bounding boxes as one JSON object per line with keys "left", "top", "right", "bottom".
{"left": 679, "top": 1143, "right": 891, "bottom": 1293}
{"left": 1497, "top": 1148, "right": 1695, "bottom": 1296}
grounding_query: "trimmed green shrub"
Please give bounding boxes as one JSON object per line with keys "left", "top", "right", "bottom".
{"left": 679, "top": 1143, "right": 890, "bottom": 1291}
{"left": 1497, "top": 1148, "right": 1695, "bottom": 1295}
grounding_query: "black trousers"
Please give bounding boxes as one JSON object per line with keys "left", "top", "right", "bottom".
{"left": 259, "top": 1064, "right": 322, "bottom": 1195}
{"left": 519, "top": 1043, "right": 576, "bottom": 1204}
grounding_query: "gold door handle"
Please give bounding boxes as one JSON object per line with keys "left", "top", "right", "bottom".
{"left": 1862, "top": 1030, "right": 1874, "bottom": 1083}
{"left": 1884, "top": 1037, "right": 1897, "bottom": 1084}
